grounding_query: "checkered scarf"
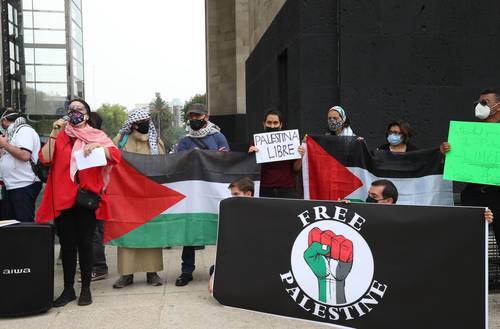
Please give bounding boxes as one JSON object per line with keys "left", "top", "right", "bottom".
{"left": 118, "top": 108, "right": 159, "bottom": 155}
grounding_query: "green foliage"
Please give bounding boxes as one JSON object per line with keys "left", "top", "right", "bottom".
{"left": 150, "top": 95, "right": 185, "bottom": 151}
{"left": 96, "top": 103, "right": 128, "bottom": 138}
{"left": 181, "top": 93, "right": 206, "bottom": 122}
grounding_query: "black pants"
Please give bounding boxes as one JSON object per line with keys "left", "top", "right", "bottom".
{"left": 92, "top": 220, "right": 108, "bottom": 274}
{"left": 55, "top": 206, "right": 97, "bottom": 288}
{"left": 181, "top": 246, "right": 195, "bottom": 274}
{"left": 461, "top": 186, "right": 500, "bottom": 251}
{"left": 5, "top": 182, "right": 42, "bottom": 222}
{"left": 260, "top": 187, "right": 298, "bottom": 199}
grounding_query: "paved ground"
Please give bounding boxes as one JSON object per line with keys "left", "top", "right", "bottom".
{"left": 2, "top": 246, "right": 499, "bottom": 329}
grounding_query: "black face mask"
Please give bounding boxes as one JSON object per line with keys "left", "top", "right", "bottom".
{"left": 189, "top": 119, "right": 206, "bottom": 131}
{"left": 265, "top": 127, "right": 281, "bottom": 133}
{"left": 136, "top": 122, "right": 150, "bottom": 134}
{"left": 365, "top": 196, "right": 379, "bottom": 203}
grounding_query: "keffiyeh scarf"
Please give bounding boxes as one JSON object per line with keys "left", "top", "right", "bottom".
{"left": 118, "top": 108, "right": 159, "bottom": 155}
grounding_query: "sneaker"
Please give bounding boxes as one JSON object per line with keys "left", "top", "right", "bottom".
{"left": 175, "top": 273, "right": 193, "bottom": 286}
{"left": 78, "top": 287, "right": 92, "bottom": 306}
{"left": 53, "top": 287, "right": 76, "bottom": 307}
{"left": 113, "top": 275, "right": 134, "bottom": 289}
{"left": 146, "top": 272, "right": 163, "bottom": 286}
{"left": 78, "top": 272, "right": 109, "bottom": 283}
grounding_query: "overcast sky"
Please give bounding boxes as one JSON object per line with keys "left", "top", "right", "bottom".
{"left": 83, "top": 0, "right": 206, "bottom": 110}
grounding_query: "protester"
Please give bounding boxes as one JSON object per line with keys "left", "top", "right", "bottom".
{"left": 86, "top": 112, "right": 108, "bottom": 282}
{"left": 208, "top": 177, "right": 255, "bottom": 293}
{"left": 440, "top": 88, "right": 499, "bottom": 241}
{"left": 0, "top": 108, "right": 42, "bottom": 221}
{"left": 36, "top": 99, "right": 121, "bottom": 307}
{"left": 112, "top": 109, "right": 166, "bottom": 289}
{"left": 248, "top": 109, "right": 304, "bottom": 198}
{"left": 325, "top": 106, "right": 355, "bottom": 136}
{"left": 376, "top": 120, "right": 418, "bottom": 153}
{"left": 175, "top": 103, "right": 229, "bottom": 287}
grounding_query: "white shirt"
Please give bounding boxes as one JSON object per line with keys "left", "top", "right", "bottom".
{"left": 0, "top": 125, "right": 41, "bottom": 190}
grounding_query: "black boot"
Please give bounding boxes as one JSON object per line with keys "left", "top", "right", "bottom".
{"left": 53, "top": 287, "right": 76, "bottom": 307}
{"left": 78, "top": 287, "right": 92, "bottom": 306}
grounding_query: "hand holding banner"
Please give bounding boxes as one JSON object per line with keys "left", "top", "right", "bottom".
{"left": 253, "top": 129, "right": 301, "bottom": 164}
{"left": 444, "top": 121, "right": 500, "bottom": 186}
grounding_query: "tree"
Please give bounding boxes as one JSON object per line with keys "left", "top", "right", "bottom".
{"left": 181, "top": 93, "right": 206, "bottom": 122}
{"left": 149, "top": 94, "right": 185, "bottom": 151}
{"left": 96, "top": 103, "right": 128, "bottom": 138}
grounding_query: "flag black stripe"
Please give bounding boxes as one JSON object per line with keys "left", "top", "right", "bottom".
{"left": 310, "top": 135, "right": 444, "bottom": 178}
{"left": 122, "top": 150, "right": 261, "bottom": 184}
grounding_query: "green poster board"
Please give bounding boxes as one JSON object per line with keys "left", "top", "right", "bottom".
{"left": 443, "top": 121, "right": 500, "bottom": 186}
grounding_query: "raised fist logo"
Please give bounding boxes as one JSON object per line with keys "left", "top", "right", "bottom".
{"left": 304, "top": 227, "right": 354, "bottom": 304}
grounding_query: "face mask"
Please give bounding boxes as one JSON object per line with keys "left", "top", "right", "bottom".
{"left": 365, "top": 196, "right": 379, "bottom": 203}
{"left": 328, "top": 118, "right": 343, "bottom": 132}
{"left": 475, "top": 103, "right": 491, "bottom": 120}
{"left": 189, "top": 119, "right": 206, "bottom": 131}
{"left": 387, "top": 134, "right": 402, "bottom": 146}
{"left": 68, "top": 111, "right": 86, "bottom": 126}
{"left": 265, "top": 127, "right": 281, "bottom": 133}
{"left": 136, "top": 122, "right": 150, "bottom": 134}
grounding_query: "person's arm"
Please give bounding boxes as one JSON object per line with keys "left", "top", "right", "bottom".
{"left": 292, "top": 144, "right": 305, "bottom": 172}
{"left": 216, "top": 133, "right": 230, "bottom": 152}
{"left": 41, "top": 119, "right": 66, "bottom": 163}
{"left": 0, "top": 135, "right": 32, "bottom": 161}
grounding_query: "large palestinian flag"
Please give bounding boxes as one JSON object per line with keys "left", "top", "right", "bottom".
{"left": 303, "top": 135, "right": 453, "bottom": 205}
{"left": 103, "top": 150, "right": 260, "bottom": 247}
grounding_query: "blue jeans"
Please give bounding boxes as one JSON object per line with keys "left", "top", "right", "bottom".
{"left": 5, "top": 182, "right": 42, "bottom": 222}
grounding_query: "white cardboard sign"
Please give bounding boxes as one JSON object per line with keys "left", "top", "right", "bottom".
{"left": 253, "top": 129, "right": 301, "bottom": 164}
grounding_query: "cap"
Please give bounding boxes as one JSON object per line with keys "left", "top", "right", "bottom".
{"left": 187, "top": 103, "right": 208, "bottom": 115}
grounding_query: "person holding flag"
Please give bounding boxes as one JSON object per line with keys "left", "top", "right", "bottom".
{"left": 112, "top": 108, "right": 166, "bottom": 289}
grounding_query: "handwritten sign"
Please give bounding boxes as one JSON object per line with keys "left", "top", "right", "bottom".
{"left": 444, "top": 121, "right": 500, "bottom": 186}
{"left": 253, "top": 129, "right": 301, "bottom": 164}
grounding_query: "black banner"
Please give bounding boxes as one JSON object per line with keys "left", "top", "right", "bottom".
{"left": 214, "top": 198, "right": 487, "bottom": 329}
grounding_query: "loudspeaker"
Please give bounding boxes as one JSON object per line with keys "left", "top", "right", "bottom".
{"left": 0, "top": 223, "right": 54, "bottom": 316}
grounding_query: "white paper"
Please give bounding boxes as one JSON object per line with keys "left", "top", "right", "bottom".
{"left": 253, "top": 129, "right": 302, "bottom": 164}
{"left": 75, "top": 147, "right": 107, "bottom": 170}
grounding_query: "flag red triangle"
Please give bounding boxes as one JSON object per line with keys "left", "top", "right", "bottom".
{"left": 103, "top": 160, "right": 185, "bottom": 243}
{"left": 307, "top": 138, "right": 363, "bottom": 200}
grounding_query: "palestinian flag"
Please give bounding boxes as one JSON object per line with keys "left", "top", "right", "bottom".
{"left": 103, "top": 150, "right": 260, "bottom": 247}
{"left": 303, "top": 135, "right": 453, "bottom": 205}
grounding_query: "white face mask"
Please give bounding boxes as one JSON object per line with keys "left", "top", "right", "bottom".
{"left": 475, "top": 103, "right": 491, "bottom": 120}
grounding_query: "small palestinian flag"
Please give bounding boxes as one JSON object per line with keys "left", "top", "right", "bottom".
{"left": 303, "top": 135, "right": 453, "bottom": 205}
{"left": 104, "top": 150, "right": 260, "bottom": 247}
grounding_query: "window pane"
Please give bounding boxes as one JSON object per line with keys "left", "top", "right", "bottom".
{"left": 73, "top": 41, "right": 83, "bottom": 63}
{"left": 72, "top": 0, "right": 82, "bottom": 10}
{"left": 35, "top": 82, "right": 67, "bottom": 97}
{"left": 25, "top": 48, "right": 35, "bottom": 64}
{"left": 10, "top": 60, "right": 15, "bottom": 74}
{"left": 23, "top": 0, "right": 33, "bottom": 10}
{"left": 33, "top": 0, "right": 64, "bottom": 11}
{"left": 26, "top": 65, "right": 35, "bottom": 81}
{"left": 35, "top": 65, "right": 67, "bottom": 82}
{"left": 9, "top": 23, "right": 14, "bottom": 36}
{"left": 34, "top": 30, "right": 66, "bottom": 44}
{"left": 8, "top": 4, "right": 13, "bottom": 23}
{"left": 33, "top": 12, "right": 64, "bottom": 29}
{"left": 73, "top": 62, "right": 84, "bottom": 80}
{"left": 72, "top": 25, "right": 83, "bottom": 45}
{"left": 71, "top": 3, "right": 82, "bottom": 27}
{"left": 23, "top": 12, "right": 33, "bottom": 28}
{"left": 34, "top": 48, "right": 66, "bottom": 65}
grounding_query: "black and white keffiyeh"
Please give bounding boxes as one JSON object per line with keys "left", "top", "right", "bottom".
{"left": 187, "top": 121, "right": 221, "bottom": 138}
{"left": 118, "top": 108, "right": 159, "bottom": 155}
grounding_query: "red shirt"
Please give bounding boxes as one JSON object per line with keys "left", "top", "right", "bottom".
{"left": 35, "top": 130, "right": 121, "bottom": 223}
{"left": 261, "top": 160, "right": 296, "bottom": 188}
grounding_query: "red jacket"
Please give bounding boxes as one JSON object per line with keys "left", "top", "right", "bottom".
{"left": 35, "top": 130, "right": 121, "bottom": 223}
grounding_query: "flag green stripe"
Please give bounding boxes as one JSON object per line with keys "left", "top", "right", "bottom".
{"left": 108, "top": 213, "right": 218, "bottom": 248}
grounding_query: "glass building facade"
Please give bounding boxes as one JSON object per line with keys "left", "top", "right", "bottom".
{"left": 0, "top": 0, "right": 25, "bottom": 110}
{"left": 23, "top": 0, "right": 84, "bottom": 115}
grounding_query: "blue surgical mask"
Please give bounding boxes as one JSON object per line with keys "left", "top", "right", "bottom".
{"left": 387, "top": 134, "right": 402, "bottom": 146}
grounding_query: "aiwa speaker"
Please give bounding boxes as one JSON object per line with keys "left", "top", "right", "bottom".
{"left": 0, "top": 223, "right": 54, "bottom": 316}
